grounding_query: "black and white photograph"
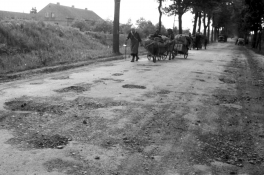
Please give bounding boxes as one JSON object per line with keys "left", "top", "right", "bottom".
{"left": 0, "top": 0, "right": 264, "bottom": 174}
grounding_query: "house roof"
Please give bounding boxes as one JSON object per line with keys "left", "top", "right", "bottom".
{"left": 0, "top": 10, "right": 34, "bottom": 20}
{"left": 37, "top": 3, "right": 103, "bottom": 21}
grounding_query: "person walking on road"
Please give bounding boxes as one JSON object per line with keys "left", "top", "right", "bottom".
{"left": 125, "top": 28, "right": 143, "bottom": 62}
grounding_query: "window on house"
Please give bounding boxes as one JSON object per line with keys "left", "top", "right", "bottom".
{"left": 51, "top": 13, "right": 55, "bottom": 18}
{"left": 45, "top": 12, "right": 49, "bottom": 18}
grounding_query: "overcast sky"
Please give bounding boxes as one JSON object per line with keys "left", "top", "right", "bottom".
{"left": 0, "top": 0, "right": 194, "bottom": 30}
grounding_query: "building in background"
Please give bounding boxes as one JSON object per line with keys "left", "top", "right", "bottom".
{"left": 37, "top": 3, "right": 103, "bottom": 26}
{"left": 0, "top": 2, "right": 102, "bottom": 26}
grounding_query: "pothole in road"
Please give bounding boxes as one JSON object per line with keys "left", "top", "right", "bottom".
{"left": 112, "top": 73, "right": 123, "bottom": 76}
{"left": 196, "top": 79, "right": 206, "bottom": 82}
{"left": 213, "top": 94, "right": 238, "bottom": 104}
{"left": 157, "top": 90, "right": 171, "bottom": 94}
{"left": 192, "top": 71, "right": 204, "bottom": 74}
{"left": 4, "top": 100, "right": 65, "bottom": 114}
{"left": 101, "top": 78, "right": 124, "bottom": 82}
{"left": 51, "top": 75, "right": 70, "bottom": 80}
{"left": 141, "top": 69, "right": 152, "bottom": 71}
{"left": 25, "top": 133, "right": 70, "bottom": 149}
{"left": 122, "top": 84, "right": 146, "bottom": 89}
{"left": 55, "top": 84, "right": 92, "bottom": 93}
{"left": 138, "top": 64, "right": 161, "bottom": 67}
{"left": 194, "top": 132, "right": 264, "bottom": 167}
{"left": 219, "top": 77, "right": 236, "bottom": 84}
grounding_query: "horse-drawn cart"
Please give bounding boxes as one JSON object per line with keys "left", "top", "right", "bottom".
{"left": 144, "top": 37, "right": 175, "bottom": 63}
{"left": 174, "top": 34, "right": 190, "bottom": 59}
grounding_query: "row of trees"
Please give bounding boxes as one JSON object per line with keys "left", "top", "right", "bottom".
{"left": 158, "top": 0, "right": 263, "bottom": 45}
{"left": 113, "top": 0, "right": 263, "bottom": 53}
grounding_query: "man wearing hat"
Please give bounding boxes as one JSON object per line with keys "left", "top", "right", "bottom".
{"left": 125, "top": 28, "right": 143, "bottom": 62}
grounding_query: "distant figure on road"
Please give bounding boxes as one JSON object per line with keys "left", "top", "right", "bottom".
{"left": 204, "top": 36, "right": 208, "bottom": 49}
{"left": 125, "top": 28, "right": 142, "bottom": 62}
{"left": 195, "top": 33, "right": 202, "bottom": 50}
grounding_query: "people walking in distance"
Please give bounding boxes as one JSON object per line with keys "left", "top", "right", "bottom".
{"left": 125, "top": 28, "right": 143, "bottom": 62}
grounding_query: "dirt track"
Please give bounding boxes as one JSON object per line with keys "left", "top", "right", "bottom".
{"left": 0, "top": 40, "right": 264, "bottom": 175}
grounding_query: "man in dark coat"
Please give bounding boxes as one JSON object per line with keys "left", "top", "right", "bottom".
{"left": 125, "top": 28, "right": 142, "bottom": 62}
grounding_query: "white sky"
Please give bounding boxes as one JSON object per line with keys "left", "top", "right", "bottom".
{"left": 0, "top": 0, "right": 194, "bottom": 30}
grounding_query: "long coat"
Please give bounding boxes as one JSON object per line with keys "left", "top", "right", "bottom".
{"left": 127, "top": 32, "right": 142, "bottom": 55}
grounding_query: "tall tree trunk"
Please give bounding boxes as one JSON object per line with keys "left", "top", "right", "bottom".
{"left": 158, "top": 0, "right": 162, "bottom": 33}
{"left": 207, "top": 15, "right": 211, "bottom": 43}
{"left": 197, "top": 12, "right": 202, "bottom": 33}
{"left": 113, "top": 0, "right": 121, "bottom": 54}
{"left": 178, "top": 13, "right": 183, "bottom": 34}
{"left": 192, "top": 11, "right": 198, "bottom": 35}
{"left": 203, "top": 12, "right": 207, "bottom": 36}
{"left": 214, "top": 27, "right": 217, "bottom": 41}
{"left": 252, "top": 29, "right": 258, "bottom": 48}
{"left": 258, "top": 30, "right": 262, "bottom": 51}
{"left": 211, "top": 26, "right": 214, "bottom": 42}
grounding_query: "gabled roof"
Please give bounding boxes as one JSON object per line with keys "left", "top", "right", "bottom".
{"left": 37, "top": 3, "right": 103, "bottom": 21}
{"left": 0, "top": 10, "right": 34, "bottom": 20}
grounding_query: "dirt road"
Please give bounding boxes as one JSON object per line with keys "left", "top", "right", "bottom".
{"left": 0, "top": 40, "right": 264, "bottom": 175}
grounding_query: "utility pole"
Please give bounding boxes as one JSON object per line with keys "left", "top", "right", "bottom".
{"left": 113, "top": 0, "right": 121, "bottom": 54}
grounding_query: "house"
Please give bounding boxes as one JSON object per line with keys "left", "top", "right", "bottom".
{"left": 36, "top": 3, "right": 103, "bottom": 26}
{"left": 0, "top": 10, "right": 35, "bottom": 20}
{"left": 0, "top": 3, "right": 103, "bottom": 26}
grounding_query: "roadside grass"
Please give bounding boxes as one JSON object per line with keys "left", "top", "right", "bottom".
{"left": 0, "top": 20, "right": 144, "bottom": 74}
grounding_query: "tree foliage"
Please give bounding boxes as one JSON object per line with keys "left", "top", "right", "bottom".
{"left": 164, "top": 0, "right": 192, "bottom": 34}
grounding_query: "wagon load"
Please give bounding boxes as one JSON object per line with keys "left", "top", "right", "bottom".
{"left": 174, "top": 34, "right": 190, "bottom": 59}
{"left": 175, "top": 34, "right": 189, "bottom": 45}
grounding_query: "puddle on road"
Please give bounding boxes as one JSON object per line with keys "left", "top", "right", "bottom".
{"left": 122, "top": 84, "right": 146, "bottom": 89}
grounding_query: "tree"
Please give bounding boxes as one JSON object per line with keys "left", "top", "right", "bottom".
{"left": 136, "top": 17, "right": 156, "bottom": 37}
{"left": 164, "top": 0, "right": 192, "bottom": 34}
{"left": 156, "top": 0, "right": 166, "bottom": 33}
{"left": 113, "top": 0, "right": 121, "bottom": 54}
{"left": 30, "top": 7, "right": 37, "bottom": 14}
{"left": 120, "top": 19, "right": 133, "bottom": 34}
{"left": 94, "top": 19, "right": 113, "bottom": 33}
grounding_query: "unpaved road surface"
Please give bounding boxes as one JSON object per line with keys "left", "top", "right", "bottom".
{"left": 0, "top": 40, "right": 264, "bottom": 175}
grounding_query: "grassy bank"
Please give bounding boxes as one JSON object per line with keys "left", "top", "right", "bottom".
{"left": 0, "top": 20, "right": 144, "bottom": 74}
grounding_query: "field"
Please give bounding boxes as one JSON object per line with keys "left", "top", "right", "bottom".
{"left": 0, "top": 20, "right": 145, "bottom": 74}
